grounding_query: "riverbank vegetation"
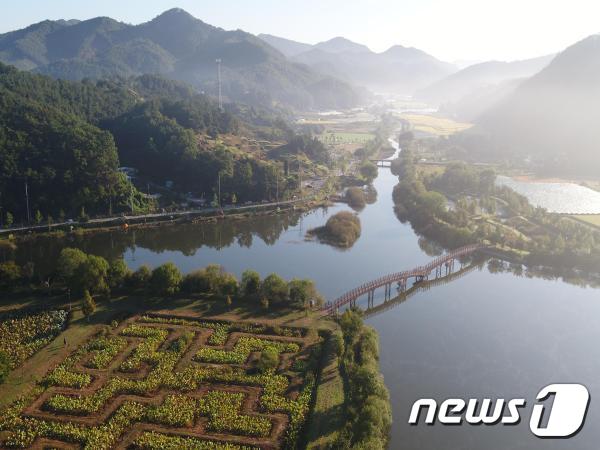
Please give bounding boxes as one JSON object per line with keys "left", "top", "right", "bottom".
{"left": 2, "top": 248, "right": 325, "bottom": 315}
{"left": 308, "top": 211, "right": 362, "bottom": 248}
{"left": 391, "top": 137, "right": 600, "bottom": 277}
{"left": 345, "top": 187, "right": 367, "bottom": 209}
{"left": 334, "top": 309, "right": 392, "bottom": 448}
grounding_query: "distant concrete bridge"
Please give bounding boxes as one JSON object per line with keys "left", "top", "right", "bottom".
{"left": 370, "top": 159, "right": 392, "bottom": 167}
{"left": 323, "top": 244, "right": 486, "bottom": 315}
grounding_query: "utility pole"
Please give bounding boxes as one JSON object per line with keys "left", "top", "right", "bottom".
{"left": 276, "top": 168, "right": 279, "bottom": 203}
{"left": 299, "top": 165, "right": 303, "bottom": 199}
{"left": 130, "top": 183, "right": 134, "bottom": 215}
{"left": 216, "top": 58, "right": 223, "bottom": 110}
{"left": 218, "top": 172, "right": 221, "bottom": 208}
{"left": 25, "top": 181, "right": 31, "bottom": 224}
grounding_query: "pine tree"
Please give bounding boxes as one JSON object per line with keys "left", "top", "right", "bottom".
{"left": 82, "top": 290, "right": 96, "bottom": 321}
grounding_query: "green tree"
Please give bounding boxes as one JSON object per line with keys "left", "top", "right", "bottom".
{"left": 241, "top": 270, "right": 261, "bottom": 300}
{"left": 261, "top": 273, "right": 289, "bottom": 306}
{"left": 359, "top": 161, "right": 378, "bottom": 183}
{"left": 217, "top": 273, "right": 238, "bottom": 297}
{"left": 181, "top": 269, "right": 211, "bottom": 294}
{"left": 56, "top": 248, "right": 88, "bottom": 289}
{"left": 77, "top": 255, "right": 110, "bottom": 295}
{"left": 345, "top": 187, "right": 366, "bottom": 209}
{"left": 151, "top": 262, "right": 182, "bottom": 295}
{"left": 331, "top": 331, "right": 344, "bottom": 358}
{"left": 0, "top": 351, "right": 10, "bottom": 384}
{"left": 128, "top": 265, "right": 152, "bottom": 289}
{"left": 108, "top": 258, "right": 130, "bottom": 289}
{"left": 34, "top": 210, "right": 43, "bottom": 224}
{"left": 340, "top": 309, "right": 363, "bottom": 346}
{"left": 288, "top": 278, "right": 323, "bottom": 309}
{"left": 82, "top": 290, "right": 96, "bottom": 321}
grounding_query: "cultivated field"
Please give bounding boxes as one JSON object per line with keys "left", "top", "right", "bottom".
{"left": 400, "top": 114, "right": 472, "bottom": 136}
{"left": 318, "top": 132, "right": 374, "bottom": 145}
{"left": 570, "top": 214, "right": 600, "bottom": 229}
{"left": 0, "top": 314, "right": 321, "bottom": 449}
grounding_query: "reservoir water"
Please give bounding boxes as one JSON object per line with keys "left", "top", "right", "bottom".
{"left": 497, "top": 175, "right": 600, "bottom": 214}
{"left": 5, "top": 142, "right": 600, "bottom": 449}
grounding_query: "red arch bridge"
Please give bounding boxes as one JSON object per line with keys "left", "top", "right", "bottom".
{"left": 323, "top": 244, "right": 487, "bottom": 315}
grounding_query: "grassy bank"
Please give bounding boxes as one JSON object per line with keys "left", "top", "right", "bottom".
{"left": 306, "top": 331, "right": 346, "bottom": 448}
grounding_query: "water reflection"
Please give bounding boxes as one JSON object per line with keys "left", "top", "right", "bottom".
{"left": 3, "top": 140, "right": 600, "bottom": 450}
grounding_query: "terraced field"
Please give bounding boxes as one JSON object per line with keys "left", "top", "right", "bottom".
{"left": 0, "top": 314, "right": 320, "bottom": 449}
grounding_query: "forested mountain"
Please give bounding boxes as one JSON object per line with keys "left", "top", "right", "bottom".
{"left": 261, "top": 34, "right": 456, "bottom": 94}
{"left": 0, "top": 9, "right": 364, "bottom": 111}
{"left": 415, "top": 54, "right": 554, "bottom": 113}
{"left": 474, "top": 34, "right": 600, "bottom": 175}
{"left": 0, "top": 63, "right": 328, "bottom": 224}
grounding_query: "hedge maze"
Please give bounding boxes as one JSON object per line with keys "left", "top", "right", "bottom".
{"left": 0, "top": 314, "right": 320, "bottom": 449}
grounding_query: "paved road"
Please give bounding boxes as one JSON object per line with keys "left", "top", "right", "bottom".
{"left": 0, "top": 198, "right": 311, "bottom": 235}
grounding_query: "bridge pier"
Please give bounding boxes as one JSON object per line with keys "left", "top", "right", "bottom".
{"left": 384, "top": 283, "right": 392, "bottom": 301}
{"left": 398, "top": 278, "right": 407, "bottom": 292}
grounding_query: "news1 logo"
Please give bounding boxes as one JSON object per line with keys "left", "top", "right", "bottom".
{"left": 408, "top": 383, "right": 590, "bottom": 438}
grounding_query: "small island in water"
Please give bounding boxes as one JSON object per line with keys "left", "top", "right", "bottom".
{"left": 308, "top": 211, "right": 362, "bottom": 248}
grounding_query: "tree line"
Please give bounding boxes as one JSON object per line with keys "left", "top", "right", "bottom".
{"left": 331, "top": 309, "right": 392, "bottom": 449}
{"left": 0, "top": 63, "right": 333, "bottom": 226}
{"left": 0, "top": 248, "right": 324, "bottom": 318}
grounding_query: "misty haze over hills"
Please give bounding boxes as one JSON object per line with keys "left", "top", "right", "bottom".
{"left": 1, "top": 7, "right": 600, "bottom": 175}
{"left": 260, "top": 34, "right": 456, "bottom": 94}
{"left": 474, "top": 34, "right": 600, "bottom": 174}
{"left": 0, "top": 8, "right": 364, "bottom": 110}
{"left": 416, "top": 54, "right": 555, "bottom": 119}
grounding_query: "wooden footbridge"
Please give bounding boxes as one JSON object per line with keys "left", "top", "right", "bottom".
{"left": 363, "top": 261, "right": 481, "bottom": 318}
{"left": 323, "top": 244, "right": 486, "bottom": 315}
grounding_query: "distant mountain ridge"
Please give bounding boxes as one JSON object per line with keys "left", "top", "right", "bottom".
{"left": 0, "top": 8, "right": 364, "bottom": 110}
{"left": 259, "top": 34, "right": 456, "bottom": 94}
{"left": 475, "top": 34, "right": 600, "bottom": 175}
{"left": 416, "top": 54, "right": 555, "bottom": 109}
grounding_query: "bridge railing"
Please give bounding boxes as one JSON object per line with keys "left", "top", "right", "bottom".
{"left": 324, "top": 244, "right": 485, "bottom": 312}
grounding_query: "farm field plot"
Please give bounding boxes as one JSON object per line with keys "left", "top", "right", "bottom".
{"left": 0, "top": 314, "right": 320, "bottom": 450}
{"left": 400, "top": 113, "right": 473, "bottom": 136}
{"left": 318, "top": 132, "right": 374, "bottom": 145}
{"left": 571, "top": 214, "right": 600, "bottom": 229}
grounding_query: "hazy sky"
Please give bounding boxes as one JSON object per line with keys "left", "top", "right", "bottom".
{"left": 2, "top": 0, "right": 599, "bottom": 62}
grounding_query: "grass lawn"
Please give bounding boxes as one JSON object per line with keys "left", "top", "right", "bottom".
{"left": 401, "top": 113, "right": 473, "bottom": 136}
{"left": 305, "top": 331, "right": 346, "bottom": 449}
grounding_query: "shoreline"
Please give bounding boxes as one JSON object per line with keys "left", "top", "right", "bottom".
{"left": 2, "top": 198, "right": 332, "bottom": 244}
